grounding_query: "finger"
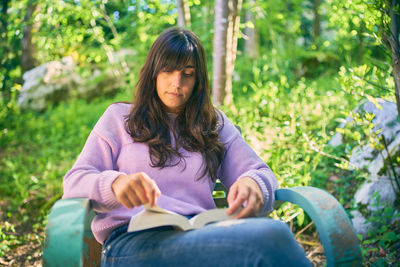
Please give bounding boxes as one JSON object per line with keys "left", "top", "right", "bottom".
{"left": 138, "top": 173, "right": 161, "bottom": 206}
{"left": 151, "top": 185, "right": 161, "bottom": 206}
{"left": 120, "top": 193, "right": 140, "bottom": 209}
{"left": 125, "top": 188, "right": 142, "bottom": 207}
{"left": 113, "top": 181, "right": 133, "bottom": 208}
{"left": 129, "top": 176, "right": 149, "bottom": 205}
{"left": 227, "top": 184, "right": 238, "bottom": 204}
{"left": 121, "top": 184, "right": 142, "bottom": 207}
{"left": 227, "top": 188, "right": 249, "bottom": 216}
{"left": 140, "top": 177, "right": 160, "bottom": 206}
{"left": 226, "top": 185, "right": 238, "bottom": 207}
{"left": 226, "top": 185, "right": 238, "bottom": 215}
{"left": 118, "top": 194, "right": 132, "bottom": 209}
{"left": 234, "top": 193, "right": 259, "bottom": 219}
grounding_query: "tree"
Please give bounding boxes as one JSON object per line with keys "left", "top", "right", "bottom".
{"left": 212, "top": 0, "right": 242, "bottom": 107}
{"left": 177, "top": 0, "right": 191, "bottom": 27}
{"left": 329, "top": 0, "right": 400, "bottom": 116}
{"left": 387, "top": 0, "right": 400, "bottom": 117}
{"left": 367, "top": 0, "right": 400, "bottom": 117}
{"left": 21, "top": 1, "right": 38, "bottom": 73}
{"left": 212, "top": 0, "right": 228, "bottom": 107}
{"left": 243, "top": 0, "right": 258, "bottom": 58}
{"left": 0, "top": 0, "right": 9, "bottom": 96}
{"left": 0, "top": 0, "right": 25, "bottom": 99}
{"left": 312, "top": 0, "right": 321, "bottom": 48}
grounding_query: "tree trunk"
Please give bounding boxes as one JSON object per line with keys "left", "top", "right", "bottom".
{"left": 225, "top": 0, "right": 242, "bottom": 106}
{"left": 0, "top": 0, "right": 7, "bottom": 37}
{"left": 1, "top": 0, "right": 10, "bottom": 97}
{"left": 312, "top": 0, "right": 321, "bottom": 48}
{"left": 357, "top": 22, "right": 364, "bottom": 65}
{"left": 212, "top": 0, "right": 229, "bottom": 107}
{"left": 177, "top": 0, "right": 191, "bottom": 27}
{"left": 212, "top": 0, "right": 241, "bottom": 107}
{"left": 389, "top": 0, "right": 400, "bottom": 118}
{"left": 100, "top": 0, "right": 118, "bottom": 39}
{"left": 244, "top": 0, "right": 258, "bottom": 58}
{"left": 21, "top": 1, "right": 38, "bottom": 73}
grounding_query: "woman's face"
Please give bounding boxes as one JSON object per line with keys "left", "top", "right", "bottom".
{"left": 156, "top": 58, "right": 196, "bottom": 114}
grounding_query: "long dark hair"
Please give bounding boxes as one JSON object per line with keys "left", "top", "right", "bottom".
{"left": 125, "top": 27, "right": 225, "bottom": 181}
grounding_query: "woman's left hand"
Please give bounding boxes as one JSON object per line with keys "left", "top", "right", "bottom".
{"left": 226, "top": 177, "right": 264, "bottom": 219}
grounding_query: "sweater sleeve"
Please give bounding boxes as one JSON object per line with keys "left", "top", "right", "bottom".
{"left": 217, "top": 111, "right": 278, "bottom": 215}
{"left": 62, "top": 104, "right": 127, "bottom": 213}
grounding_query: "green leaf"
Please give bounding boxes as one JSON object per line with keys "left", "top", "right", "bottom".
{"left": 384, "top": 231, "right": 398, "bottom": 242}
{"left": 297, "top": 210, "right": 305, "bottom": 226}
{"left": 336, "top": 128, "right": 345, "bottom": 134}
{"left": 365, "top": 94, "right": 382, "bottom": 109}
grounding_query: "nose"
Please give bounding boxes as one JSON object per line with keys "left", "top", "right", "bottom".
{"left": 171, "top": 71, "right": 182, "bottom": 88}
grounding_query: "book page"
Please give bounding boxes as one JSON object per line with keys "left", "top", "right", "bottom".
{"left": 128, "top": 208, "right": 192, "bottom": 232}
{"left": 143, "top": 204, "right": 177, "bottom": 214}
{"left": 190, "top": 208, "right": 233, "bottom": 229}
{"left": 128, "top": 205, "right": 243, "bottom": 232}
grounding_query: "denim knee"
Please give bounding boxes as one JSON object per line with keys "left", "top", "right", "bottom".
{"left": 236, "top": 218, "right": 312, "bottom": 266}
{"left": 256, "top": 219, "right": 294, "bottom": 242}
{"left": 234, "top": 218, "right": 291, "bottom": 242}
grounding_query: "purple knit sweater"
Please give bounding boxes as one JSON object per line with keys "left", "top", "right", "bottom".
{"left": 62, "top": 103, "right": 278, "bottom": 243}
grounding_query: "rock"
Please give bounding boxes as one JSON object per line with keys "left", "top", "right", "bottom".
{"left": 111, "top": 48, "right": 137, "bottom": 63}
{"left": 18, "top": 57, "right": 82, "bottom": 111}
{"left": 330, "top": 99, "right": 400, "bottom": 176}
{"left": 329, "top": 99, "right": 400, "bottom": 148}
{"left": 348, "top": 145, "right": 375, "bottom": 171}
{"left": 329, "top": 99, "right": 400, "bottom": 236}
{"left": 17, "top": 52, "right": 130, "bottom": 111}
{"left": 351, "top": 177, "right": 397, "bottom": 237}
{"left": 350, "top": 210, "right": 373, "bottom": 236}
{"left": 328, "top": 130, "right": 344, "bottom": 147}
{"left": 368, "top": 134, "right": 400, "bottom": 176}
{"left": 361, "top": 100, "right": 400, "bottom": 143}
{"left": 354, "top": 177, "right": 396, "bottom": 210}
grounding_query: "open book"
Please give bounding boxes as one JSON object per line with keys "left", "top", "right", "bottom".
{"left": 128, "top": 204, "right": 240, "bottom": 232}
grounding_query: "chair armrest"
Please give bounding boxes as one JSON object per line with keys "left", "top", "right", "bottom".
{"left": 275, "top": 186, "right": 362, "bottom": 267}
{"left": 43, "top": 198, "right": 99, "bottom": 267}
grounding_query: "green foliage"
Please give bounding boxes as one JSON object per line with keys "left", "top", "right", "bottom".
{"left": 0, "top": 0, "right": 25, "bottom": 108}
{"left": 332, "top": 64, "right": 400, "bottom": 264}
{"left": 254, "top": 0, "right": 303, "bottom": 51}
{"left": 0, "top": 222, "right": 20, "bottom": 258}
{"left": 0, "top": 84, "right": 20, "bottom": 143}
{"left": 359, "top": 192, "right": 400, "bottom": 265}
{"left": 223, "top": 56, "right": 356, "bottom": 228}
{"left": 1, "top": 0, "right": 399, "bottom": 264}
{"left": 338, "top": 64, "right": 394, "bottom": 102}
{"left": 325, "top": 0, "right": 394, "bottom": 65}
{"left": 0, "top": 89, "right": 131, "bottom": 209}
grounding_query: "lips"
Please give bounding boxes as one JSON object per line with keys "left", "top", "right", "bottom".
{"left": 167, "top": 92, "right": 181, "bottom": 97}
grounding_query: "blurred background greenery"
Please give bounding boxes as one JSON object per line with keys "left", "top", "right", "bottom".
{"left": 0, "top": 0, "right": 399, "bottom": 265}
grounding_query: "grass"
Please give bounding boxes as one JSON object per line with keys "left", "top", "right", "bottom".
{"left": 0, "top": 90, "right": 132, "bottom": 263}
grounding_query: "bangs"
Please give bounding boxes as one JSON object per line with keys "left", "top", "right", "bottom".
{"left": 154, "top": 36, "right": 196, "bottom": 74}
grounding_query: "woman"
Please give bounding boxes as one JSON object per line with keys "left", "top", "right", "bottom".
{"left": 63, "top": 27, "right": 311, "bottom": 266}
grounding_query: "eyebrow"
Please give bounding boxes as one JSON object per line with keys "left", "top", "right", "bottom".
{"left": 184, "top": 65, "right": 195, "bottom": 69}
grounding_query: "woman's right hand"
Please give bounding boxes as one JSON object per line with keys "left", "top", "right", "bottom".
{"left": 112, "top": 172, "right": 161, "bottom": 209}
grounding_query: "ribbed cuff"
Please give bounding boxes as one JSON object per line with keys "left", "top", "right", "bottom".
{"left": 238, "top": 170, "right": 272, "bottom": 216}
{"left": 98, "top": 170, "right": 126, "bottom": 209}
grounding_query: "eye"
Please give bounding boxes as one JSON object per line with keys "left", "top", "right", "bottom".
{"left": 183, "top": 71, "right": 194, "bottom": 77}
{"left": 161, "top": 67, "right": 173, "bottom": 73}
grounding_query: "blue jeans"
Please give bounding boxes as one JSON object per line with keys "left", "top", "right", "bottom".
{"left": 101, "top": 218, "right": 312, "bottom": 267}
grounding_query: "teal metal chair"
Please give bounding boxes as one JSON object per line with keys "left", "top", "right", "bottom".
{"left": 43, "top": 185, "right": 362, "bottom": 267}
